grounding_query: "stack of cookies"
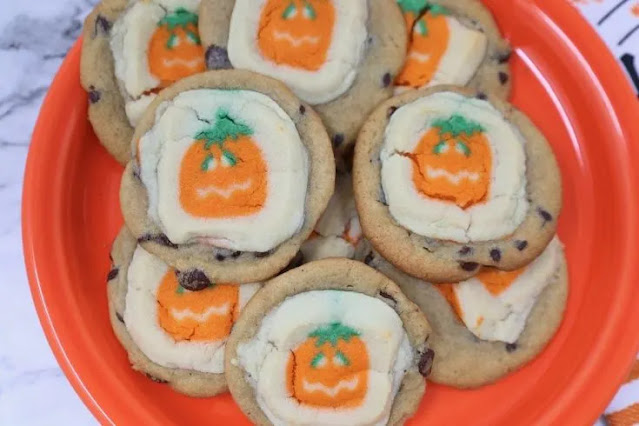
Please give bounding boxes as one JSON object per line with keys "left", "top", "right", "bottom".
{"left": 82, "top": 0, "right": 566, "bottom": 424}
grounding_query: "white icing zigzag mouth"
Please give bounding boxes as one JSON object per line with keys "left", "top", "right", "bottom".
{"left": 170, "top": 303, "right": 231, "bottom": 322}
{"left": 426, "top": 166, "right": 480, "bottom": 184}
{"left": 196, "top": 180, "right": 253, "bottom": 198}
{"left": 273, "top": 30, "right": 320, "bottom": 47}
{"left": 161, "top": 57, "right": 203, "bottom": 69}
{"left": 301, "top": 376, "right": 360, "bottom": 397}
{"left": 408, "top": 51, "right": 432, "bottom": 63}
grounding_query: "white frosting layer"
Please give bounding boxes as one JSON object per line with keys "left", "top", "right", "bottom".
{"left": 429, "top": 18, "right": 487, "bottom": 87}
{"left": 453, "top": 237, "right": 562, "bottom": 343}
{"left": 139, "top": 89, "right": 309, "bottom": 252}
{"left": 227, "top": 0, "right": 368, "bottom": 105}
{"left": 124, "top": 246, "right": 260, "bottom": 373}
{"left": 109, "top": 0, "right": 201, "bottom": 126}
{"left": 380, "top": 91, "right": 528, "bottom": 242}
{"left": 236, "top": 290, "right": 413, "bottom": 426}
{"left": 301, "top": 173, "right": 361, "bottom": 261}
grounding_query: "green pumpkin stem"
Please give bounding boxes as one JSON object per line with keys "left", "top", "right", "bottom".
{"left": 158, "top": 8, "right": 199, "bottom": 30}
{"left": 195, "top": 108, "right": 254, "bottom": 157}
{"left": 309, "top": 322, "right": 360, "bottom": 347}
{"left": 432, "top": 114, "right": 485, "bottom": 138}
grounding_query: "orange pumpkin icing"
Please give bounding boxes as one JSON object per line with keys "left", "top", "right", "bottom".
{"left": 476, "top": 267, "right": 526, "bottom": 296}
{"left": 435, "top": 283, "right": 463, "bottom": 318}
{"left": 396, "top": 1, "right": 451, "bottom": 89}
{"left": 409, "top": 114, "right": 492, "bottom": 208}
{"left": 148, "top": 8, "right": 205, "bottom": 88}
{"left": 257, "top": 0, "right": 336, "bottom": 71}
{"left": 156, "top": 270, "right": 240, "bottom": 342}
{"left": 178, "top": 109, "right": 268, "bottom": 218}
{"left": 286, "top": 322, "right": 369, "bottom": 408}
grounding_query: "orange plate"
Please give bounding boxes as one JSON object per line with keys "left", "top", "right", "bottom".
{"left": 22, "top": 0, "right": 639, "bottom": 424}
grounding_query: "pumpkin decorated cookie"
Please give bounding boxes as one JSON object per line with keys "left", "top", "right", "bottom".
{"left": 353, "top": 86, "right": 562, "bottom": 283}
{"left": 107, "top": 227, "right": 261, "bottom": 396}
{"left": 225, "top": 259, "right": 433, "bottom": 425}
{"left": 394, "top": 0, "right": 511, "bottom": 98}
{"left": 300, "top": 172, "right": 363, "bottom": 262}
{"left": 81, "top": 0, "right": 208, "bottom": 164}
{"left": 360, "top": 237, "right": 568, "bottom": 388}
{"left": 198, "top": 0, "right": 407, "bottom": 156}
{"left": 120, "top": 70, "right": 335, "bottom": 283}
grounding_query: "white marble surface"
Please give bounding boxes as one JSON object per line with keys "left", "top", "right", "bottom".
{"left": 0, "top": 0, "right": 636, "bottom": 425}
{"left": 0, "top": 1, "right": 98, "bottom": 424}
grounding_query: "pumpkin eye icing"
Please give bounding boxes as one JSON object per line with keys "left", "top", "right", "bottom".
{"left": 282, "top": 3, "right": 298, "bottom": 19}
{"left": 310, "top": 352, "right": 326, "bottom": 368}
{"left": 432, "top": 141, "right": 449, "bottom": 155}
{"left": 456, "top": 140, "right": 471, "bottom": 157}
{"left": 186, "top": 30, "right": 200, "bottom": 45}
{"left": 221, "top": 150, "right": 238, "bottom": 167}
{"left": 333, "top": 351, "right": 350, "bottom": 367}
{"left": 201, "top": 154, "right": 217, "bottom": 172}
{"left": 303, "top": 2, "right": 317, "bottom": 20}
{"left": 415, "top": 19, "right": 427, "bottom": 36}
{"left": 166, "top": 33, "right": 179, "bottom": 49}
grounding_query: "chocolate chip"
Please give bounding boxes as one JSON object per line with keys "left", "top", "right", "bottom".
{"left": 458, "top": 246, "right": 472, "bottom": 256}
{"left": 107, "top": 267, "right": 119, "bottom": 281}
{"left": 205, "top": 45, "right": 232, "bottom": 70}
{"left": 231, "top": 251, "right": 242, "bottom": 258}
{"left": 282, "top": 251, "right": 304, "bottom": 273}
{"left": 459, "top": 261, "right": 479, "bottom": 272}
{"left": 499, "top": 71, "right": 509, "bottom": 85}
{"left": 379, "top": 290, "right": 396, "bottom": 303}
{"left": 299, "top": 105, "right": 306, "bottom": 115}
{"left": 364, "top": 252, "right": 375, "bottom": 265}
{"left": 145, "top": 373, "right": 168, "bottom": 384}
{"left": 515, "top": 240, "right": 528, "bottom": 251}
{"left": 255, "top": 250, "right": 272, "bottom": 258}
{"left": 505, "top": 342, "right": 517, "bottom": 352}
{"left": 490, "top": 249, "right": 502, "bottom": 262}
{"left": 387, "top": 106, "right": 398, "bottom": 118}
{"left": 332, "top": 133, "right": 344, "bottom": 148}
{"left": 215, "top": 253, "right": 226, "bottom": 261}
{"left": 476, "top": 92, "right": 487, "bottom": 100}
{"left": 175, "top": 269, "right": 211, "bottom": 291}
{"left": 94, "top": 15, "right": 111, "bottom": 36}
{"left": 498, "top": 51, "right": 512, "bottom": 64}
{"left": 418, "top": 348, "right": 435, "bottom": 377}
{"left": 382, "top": 72, "right": 392, "bottom": 87}
{"left": 88, "top": 86, "right": 101, "bottom": 104}
{"left": 115, "top": 312, "right": 125, "bottom": 324}
{"left": 137, "top": 234, "right": 178, "bottom": 249}
{"left": 538, "top": 208, "right": 553, "bottom": 224}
